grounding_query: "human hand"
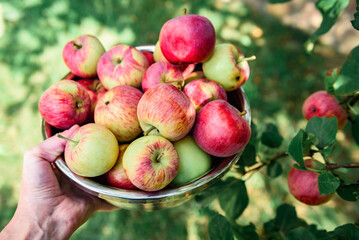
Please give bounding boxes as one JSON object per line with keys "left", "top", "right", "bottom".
{"left": 1, "top": 125, "right": 118, "bottom": 240}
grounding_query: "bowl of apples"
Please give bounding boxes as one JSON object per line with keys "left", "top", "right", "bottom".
{"left": 40, "top": 13, "right": 253, "bottom": 211}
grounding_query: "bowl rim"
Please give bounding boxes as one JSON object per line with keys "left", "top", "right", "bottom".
{"left": 41, "top": 44, "right": 252, "bottom": 203}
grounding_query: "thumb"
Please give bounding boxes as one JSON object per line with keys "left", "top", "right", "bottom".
{"left": 24, "top": 124, "right": 80, "bottom": 165}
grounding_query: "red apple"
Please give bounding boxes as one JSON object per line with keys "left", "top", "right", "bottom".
{"left": 60, "top": 123, "right": 119, "bottom": 177}
{"left": 141, "top": 62, "right": 184, "bottom": 92}
{"left": 123, "top": 135, "right": 179, "bottom": 192}
{"left": 137, "top": 83, "right": 196, "bottom": 141}
{"left": 97, "top": 45, "right": 149, "bottom": 89}
{"left": 302, "top": 90, "right": 348, "bottom": 129}
{"left": 77, "top": 78, "right": 107, "bottom": 122}
{"left": 159, "top": 14, "right": 216, "bottom": 64}
{"left": 106, "top": 144, "right": 137, "bottom": 190}
{"left": 183, "top": 78, "right": 227, "bottom": 112}
{"left": 94, "top": 85, "right": 143, "bottom": 142}
{"left": 288, "top": 159, "right": 334, "bottom": 205}
{"left": 62, "top": 34, "right": 105, "bottom": 78}
{"left": 193, "top": 99, "right": 251, "bottom": 157}
{"left": 39, "top": 80, "right": 91, "bottom": 129}
{"left": 142, "top": 51, "right": 155, "bottom": 65}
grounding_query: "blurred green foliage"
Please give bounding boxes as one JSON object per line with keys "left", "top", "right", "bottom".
{"left": 0, "top": 0, "right": 357, "bottom": 239}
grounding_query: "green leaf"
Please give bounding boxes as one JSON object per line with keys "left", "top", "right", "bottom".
{"left": 267, "top": 0, "right": 292, "bottom": 4}
{"left": 232, "top": 223, "right": 259, "bottom": 240}
{"left": 260, "top": 123, "right": 283, "bottom": 148}
{"left": 318, "top": 172, "right": 340, "bottom": 195}
{"left": 287, "top": 227, "right": 316, "bottom": 240}
{"left": 351, "top": 0, "right": 359, "bottom": 30}
{"left": 288, "top": 130, "right": 306, "bottom": 168}
{"left": 324, "top": 68, "right": 339, "bottom": 95}
{"left": 305, "top": 0, "right": 349, "bottom": 53}
{"left": 208, "top": 214, "right": 234, "bottom": 240}
{"left": 274, "top": 204, "right": 300, "bottom": 231}
{"left": 352, "top": 115, "right": 359, "bottom": 145}
{"left": 218, "top": 178, "right": 249, "bottom": 220}
{"left": 334, "top": 45, "right": 359, "bottom": 95}
{"left": 267, "top": 161, "right": 283, "bottom": 178}
{"left": 237, "top": 143, "right": 257, "bottom": 168}
{"left": 326, "top": 224, "right": 359, "bottom": 240}
{"left": 336, "top": 184, "right": 359, "bottom": 201}
{"left": 306, "top": 117, "right": 337, "bottom": 149}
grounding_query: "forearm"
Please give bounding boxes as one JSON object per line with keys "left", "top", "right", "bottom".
{"left": 0, "top": 208, "right": 75, "bottom": 240}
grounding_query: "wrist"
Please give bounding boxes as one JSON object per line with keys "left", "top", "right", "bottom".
{"left": 0, "top": 207, "right": 76, "bottom": 240}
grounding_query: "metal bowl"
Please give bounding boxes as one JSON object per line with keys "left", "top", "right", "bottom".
{"left": 42, "top": 45, "right": 251, "bottom": 211}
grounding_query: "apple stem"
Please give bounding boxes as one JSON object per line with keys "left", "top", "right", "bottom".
{"left": 238, "top": 55, "right": 256, "bottom": 63}
{"left": 238, "top": 110, "right": 247, "bottom": 116}
{"left": 144, "top": 126, "right": 156, "bottom": 136}
{"left": 182, "top": 8, "right": 187, "bottom": 15}
{"left": 72, "top": 42, "right": 82, "bottom": 49}
{"left": 57, "top": 134, "right": 79, "bottom": 144}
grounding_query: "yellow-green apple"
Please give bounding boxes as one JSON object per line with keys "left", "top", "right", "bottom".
{"left": 122, "top": 135, "right": 180, "bottom": 192}
{"left": 153, "top": 41, "right": 168, "bottom": 63}
{"left": 94, "top": 85, "right": 143, "bottom": 142}
{"left": 96, "top": 45, "right": 149, "bottom": 89}
{"left": 302, "top": 90, "right": 348, "bottom": 129}
{"left": 288, "top": 159, "right": 333, "bottom": 205}
{"left": 183, "top": 78, "right": 227, "bottom": 112}
{"left": 203, "top": 43, "right": 255, "bottom": 91}
{"left": 39, "top": 80, "right": 91, "bottom": 129}
{"left": 193, "top": 99, "right": 251, "bottom": 157}
{"left": 137, "top": 83, "right": 196, "bottom": 141}
{"left": 141, "top": 62, "right": 184, "bottom": 92}
{"left": 159, "top": 14, "right": 216, "bottom": 64}
{"left": 62, "top": 34, "right": 105, "bottom": 78}
{"left": 77, "top": 78, "right": 107, "bottom": 122}
{"left": 59, "top": 123, "right": 119, "bottom": 177}
{"left": 171, "top": 135, "right": 212, "bottom": 186}
{"left": 106, "top": 144, "right": 137, "bottom": 190}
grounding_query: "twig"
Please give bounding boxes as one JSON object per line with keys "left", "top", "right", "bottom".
{"left": 325, "top": 163, "right": 359, "bottom": 170}
{"left": 243, "top": 152, "right": 289, "bottom": 175}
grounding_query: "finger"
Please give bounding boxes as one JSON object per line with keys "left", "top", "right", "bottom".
{"left": 25, "top": 125, "right": 80, "bottom": 164}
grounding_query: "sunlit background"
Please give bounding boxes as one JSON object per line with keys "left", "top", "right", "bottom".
{"left": 0, "top": 0, "right": 358, "bottom": 239}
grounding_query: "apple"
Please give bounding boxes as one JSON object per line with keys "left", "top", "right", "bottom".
{"left": 137, "top": 83, "right": 196, "bottom": 141}
{"left": 183, "top": 71, "right": 205, "bottom": 85}
{"left": 287, "top": 159, "right": 333, "bottom": 205}
{"left": 106, "top": 144, "right": 137, "bottom": 190}
{"left": 142, "top": 50, "right": 155, "bottom": 66}
{"left": 95, "top": 85, "right": 143, "bottom": 142}
{"left": 183, "top": 78, "right": 227, "bottom": 112}
{"left": 193, "top": 99, "right": 251, "bottom": 157}
{"left": 159, "top": 14, "right": 216, "bottom": 64}
{"left": 96, "top": 44, "right": 149, "bottom": 89}
{"left": 153, "top": 41, "right": 169, "bottom": 63}
{"left": 302, "top": 90, "right": 348, "bottom": 129}
{"left": 141, "top": 62, "right": 184, "bottom": 92}
{"left": 39, "top": 80, "right": 91, "bottom": 129}
{"left": 77, "top": 78, "right": 107, "bottom": 122}
{"left": 59, "top": 123, "right": 119, "bottom": 177}
{"left": 62, "top": 34, "right": 105, "bottom": 78}
{"left": 171, "top": 135, "right": 212, "bottom": 186}
{"left": 122, "top": 135, "right": 179, "bottom": 192}
{"left": 203, "top": 43, "right": 255, "bottom": 91}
